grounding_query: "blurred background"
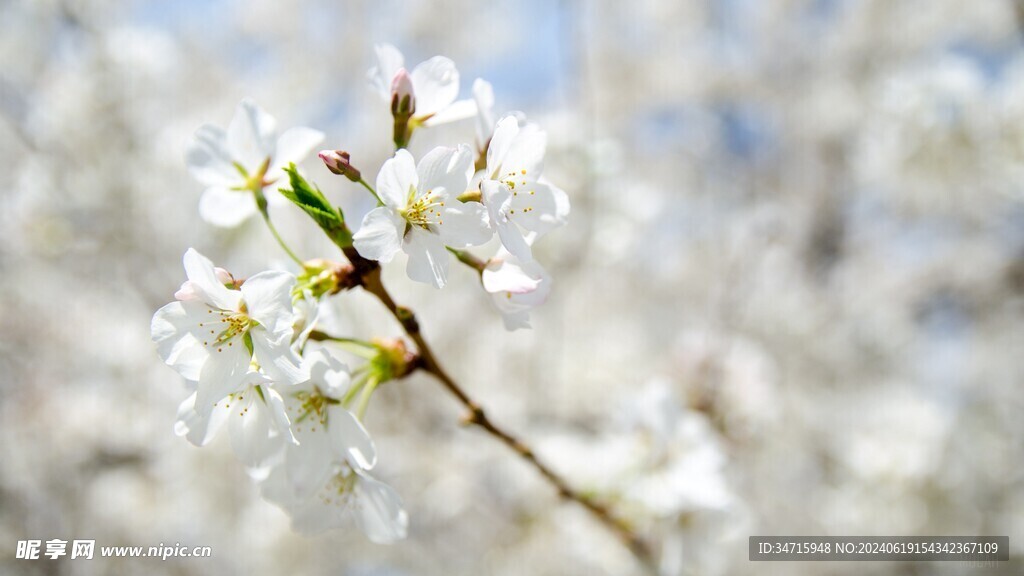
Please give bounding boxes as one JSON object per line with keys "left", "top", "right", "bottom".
{"left": 2, "top": 0, "right": 1023, "bottom": 574}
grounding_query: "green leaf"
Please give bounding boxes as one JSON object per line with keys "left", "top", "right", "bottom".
{"left": 279, "top": 164, "right": 353, "bottom": 249}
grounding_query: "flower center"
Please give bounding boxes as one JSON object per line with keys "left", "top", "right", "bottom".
{"left": 400, "top": 188, "right": 445, "bottom": 231}
{"left": 292, "top": 387, "right": 340, "bottom": 432}
{"left": 231, "top": 157, "right": 276, "bottom": 192}
{"left": 197, "top": 307, "right": 254, "bottom": 352}
{"left": 319, "top": 467, "right": 358, "bottom": 506}
{"left": 501, "top": 170, "right": 536, "bottom": 217}
{"left": 217, "top": 386, "right": 258, "bottom": 416}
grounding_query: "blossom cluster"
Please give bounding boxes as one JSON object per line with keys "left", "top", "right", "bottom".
{"left": 150, "top": 44, "right": 570, "bottom": 543}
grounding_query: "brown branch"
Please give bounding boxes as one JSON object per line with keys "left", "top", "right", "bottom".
{"left": 340, "top": 247, "right": 655, "bottom": 570}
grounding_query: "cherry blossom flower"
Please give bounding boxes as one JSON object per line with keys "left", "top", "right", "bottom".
{"left": 368, "top": 43, "right": 475, "bottom": 127}
{"left": 174, "top": 372, "right": 293, "bottom": 469}
{"left": 185, "top": 99, "right": 323, "bottom": 227}
{"left": 352, "top": 146, "right": 491, "bottom": 288}
{"left": 482, "top": 247, "right": 552, "bottom": 330}
{"left": 151, "top": 248, "right": 308, "bottom": 412}
{"left": 262, "top": 463, "right": 408, "bottom": 544}
{"left": 479, "top": 116, "right": 570, "bottom": 260}
{"left": 280, "top": 348, "right": 378, "bottom": 498}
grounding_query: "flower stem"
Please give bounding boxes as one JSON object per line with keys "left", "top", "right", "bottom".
{"left": 358, "top": 178, "right": 385, "bottom": 206}
{"left": 261, "top": 209, "right": 304, "bottom": 267}
{"left": 446, "top": 247, "right": 487, "bottom": 274}
{"left": 341, "top": 373, "right": 369, "bottom": 408}
{"left": 355, "top": 378, "right": 380, "bottom": 419}
{"left": 252, "top": 186, "right": 304, "bottom": 267}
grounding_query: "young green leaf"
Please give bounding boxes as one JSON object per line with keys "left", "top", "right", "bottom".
{"left": 279, "top": 163, "right": 353, "bottom": 249}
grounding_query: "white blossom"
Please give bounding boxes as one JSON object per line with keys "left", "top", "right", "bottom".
{"left": 368, "top": 43, "right": 475, "bottom": 127}
{"left": 151, "top": 248, "right": 308, "bottom": 411}
{"left": 261, "top": 461, "right": 408, "bottom": 544}
{"left": 280, "top": 348, "right": 378, "bottom": 498}
{"left": 479, "top": 116, "right": 570, "bottom": 260}
{"left": 482, "top": 247, "right": 552, "bottom": 330}
{"left": 353, "top": 146, "right": 491, "bottom": 288}
{"left": 185, "top": 99, "right": 323, "bottom": 227}
{"left": 174, "top": 371, "right": 293, "bottom": 469}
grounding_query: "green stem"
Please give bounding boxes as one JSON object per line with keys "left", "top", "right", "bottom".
{"left": 359, "top": 178, "right": 385, "bottom": 206}
{"left": 260, "top": 208, "right": 304, "bottom": 267}
{"left": 447, "top": 247, "right": 487, "bottom": 274}
{"left": 341, "top": 373, "right": 369, "bottom": 407}
{"left": 306, "top": 331, "right": 378, "bottom": 359}
{"left": 251, "top": 185, "right": 304, "bottom": 267}
{"left": 355, "top": 378, "right": 380, "bottom": 419}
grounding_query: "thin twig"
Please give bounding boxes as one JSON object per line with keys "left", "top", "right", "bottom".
{"left": 341, "top": 247, "right": 655, "bottom": 570}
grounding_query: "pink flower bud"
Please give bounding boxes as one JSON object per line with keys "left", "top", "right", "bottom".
{"left": 318, "top": 149, "right": 361, "bottom": 182}
{"left": 390, "top": 68, "right": 415, "bottom": 116}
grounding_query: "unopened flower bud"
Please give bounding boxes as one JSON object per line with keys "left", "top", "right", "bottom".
{"left": 390, "top": 68, "right": 415, "bottom": 117}
{"left": 298, "top": 258, "right": 356, "bottom": 297}
{"left": 319, "top": 150, "right": 361, "bottom": 182}
{"left": 370, "top": 338, "right": 417, "bottom": 380}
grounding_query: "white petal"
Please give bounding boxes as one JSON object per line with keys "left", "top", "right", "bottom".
{"left": 481, "top": 180, "right": 532, "bottom": 260}
{"left": 185, "top": 124, "right": 240, "bottom": 187}
{"left": 198, "top": 186, "right": 258, "bottom": 228}
{"left": 290, "top": 295, "right": 320, "bottom": 354}
{"left": 502, "top": 122, "right": 546, "bottom": 177}
{"left": 410, "top": 56, "right": 459, "bottom": 118}
{"left": 421, "top": 98, "right": 476, "bottom": 127}
{"left": 473, "top": 79, "right": 496, "bottom": 144}
{"left": 262, "top": 385, "right": 296, "bottom": 444}
{"left": 510, "top": 271, "right": 551, "bottom": 307}
{"left": 416, "top": 144, "right": 472, "bottom": 200}
{"left": 151, "top": 301, "right": 208, "bottom": 381}
{"left": 487, "top": 256, "right": 551, "bottom": 328}
{"left": 482, "top": 258, "right": 542, "bottom": 294}
{"left": 286, "top": 427, "right": 332, "bottom": 499}
{"left": 376, "top": 149, "right": 418, "bottom": 208}
{"left": 495, "top": 217, "right": 532, "bottom": 261}
{"left": 485, "top": 116, "right": 519, "bottom": 178}
{"left": 228, "top": 390, "right": 281, "bottom": 467}
{"left": 353, "top": 207, "right": 405, "bottom": 263}
{"left": 264, "top": 185, "right": 290, "bottom": 207}
{"left": 268, "top": 126, "right": 324, "bottom": 182}
{"left": 353, "top": 471, "right": 408, "bottom": 544}
{"left": 227, "top": 99, "right": 278, "bottom": 171}
{"left": 368, "top": 43, "right": 405, "bottom": 100}
{"left": 548, "top": 178, "right": 571, "bottom": 226}
{"left": 509, "top": 181, "right": 562, "bottom": 235}
{"left": 328, "top": 407, "right": 377, "bottom": 470}
{"left": 306, "top": 348, "right": 352, "bottom": 399}
{"left": 481, "top": 179, "right": 512, "bottom": 224}
{"left": 183, "top": 248, "right": 242, "bottom": 311}
{"left": 240, "top": 270, "right": 296, "bottom": 336}
{"left": 195, "top": 343, "right": 251, "bottom": 409}
{"left": 251, "top": 330, "right": 308, "bottom": 386}
{"left": 403, "top": 228, "right": 450, "bottom": 288}
{"left": 173, "top": 280, "right": 203, "bottom": 302}
{"left": 437, "top": 202, "right": 491, "bottom": 248}
{"left": 259, "top": 465, "right": 304, "bottom": 511}
{"left": 175, "top": 392, "right": 228, "bottom": 446}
